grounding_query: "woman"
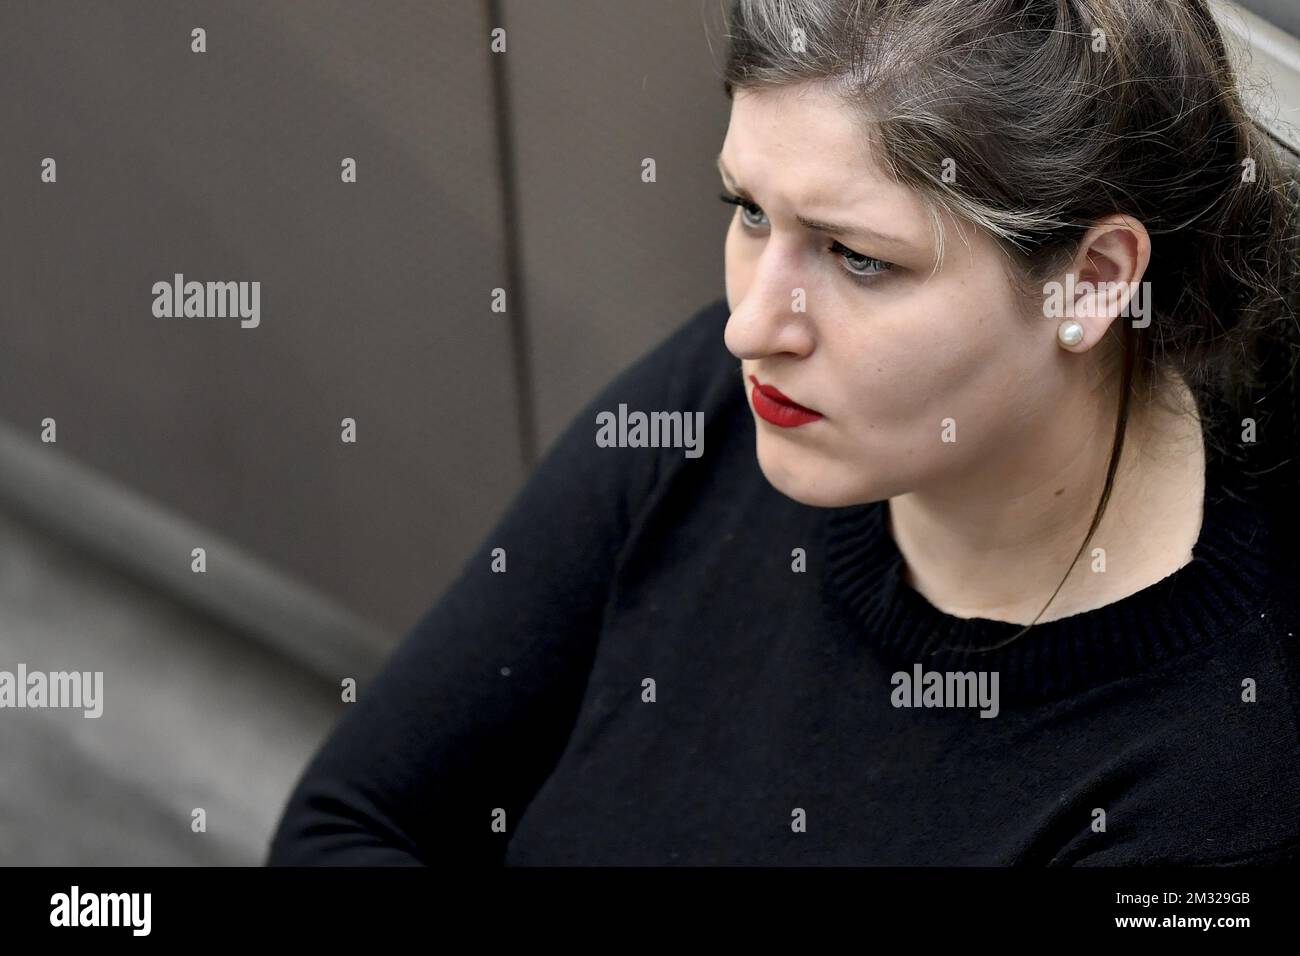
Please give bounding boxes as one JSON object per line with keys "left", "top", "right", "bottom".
{"left": 268, "top": 0, "right": 1300, "bottom": 865}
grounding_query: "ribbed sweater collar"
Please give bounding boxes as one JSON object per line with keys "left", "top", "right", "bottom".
{"left": 821, "top": 448, "right": 1276, "bottom": 700}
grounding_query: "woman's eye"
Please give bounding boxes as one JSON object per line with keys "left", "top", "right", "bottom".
{"left": 719, "top": 190, "right": 768, "bottom": 229}
{"left": 718, "top": 190, "right": 895, "bottom": 282}
{"left": 830, "top": 239, "right": 893, "bottom": 279}
{"left": 718, "top": 191, "right": 769, "bottom": 228}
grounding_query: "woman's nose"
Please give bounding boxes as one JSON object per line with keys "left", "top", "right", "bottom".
{"left": 724, "top": 251, "right": 816, "bottom": 360}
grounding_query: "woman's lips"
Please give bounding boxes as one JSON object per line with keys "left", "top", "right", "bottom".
{"left": 748, "top": 375, "right": 824, "bottom": 428}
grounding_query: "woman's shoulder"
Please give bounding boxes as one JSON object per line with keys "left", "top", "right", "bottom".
{"left": 576, "top": 296, "right": 743, "bottom": 474}
{"left": 1096, "top": 601, "right": 1300, "bottom": 866}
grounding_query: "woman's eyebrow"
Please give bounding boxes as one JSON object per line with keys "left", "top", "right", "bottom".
{"left": 716, "top": 153, "right": 916, "bottom": 250}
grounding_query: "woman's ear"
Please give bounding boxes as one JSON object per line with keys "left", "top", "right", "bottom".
{"left": 1049, "top": 213, "right": 1152, "bottom": 353}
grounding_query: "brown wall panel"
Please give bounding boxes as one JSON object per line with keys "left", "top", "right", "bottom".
{"left": 0, "top": 0, "right": 524, "bottom": 633}
{"left": 502, "top": 0, "right": 733, "bottom": 450}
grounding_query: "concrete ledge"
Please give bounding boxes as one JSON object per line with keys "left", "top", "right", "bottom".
{"left": 0, "top": 419, "right": 393, "bottom": 684}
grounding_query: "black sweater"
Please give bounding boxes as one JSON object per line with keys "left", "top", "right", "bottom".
{"left": 268, "top": 297, "right": 1300, "bottom": 866}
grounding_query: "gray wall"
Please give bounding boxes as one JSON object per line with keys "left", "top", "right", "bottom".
{"left": 0, "top": 0, "right": 731, "bottom": 640}
{"left": 1240, "top": 0, "right": 1300, "bottom": 36}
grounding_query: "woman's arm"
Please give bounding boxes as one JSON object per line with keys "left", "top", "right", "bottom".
{"left": 265, "top": 300, "right": 722, "bottom": 865}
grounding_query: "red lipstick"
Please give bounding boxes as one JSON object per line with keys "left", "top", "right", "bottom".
{"left": 748, "top": 375, "right": 824, "bottom": 427}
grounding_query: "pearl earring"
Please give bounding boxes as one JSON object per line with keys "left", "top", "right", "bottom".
{"left": 1057, "top": 319, "right": 1084, "bottom": 348}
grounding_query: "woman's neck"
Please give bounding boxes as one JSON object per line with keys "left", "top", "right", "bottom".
{"left": 886, "top": 376, "right": 1207, "bottom": 625}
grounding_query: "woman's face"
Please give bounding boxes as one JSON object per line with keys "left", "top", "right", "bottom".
{"left": 721, "top": 82, "right": 1061, "bottom": 508}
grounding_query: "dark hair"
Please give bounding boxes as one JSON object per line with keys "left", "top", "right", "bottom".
{"left": 717, "top": 0, "right": 1300, "bottom": 643}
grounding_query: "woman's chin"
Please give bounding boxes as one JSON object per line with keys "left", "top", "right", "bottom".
{"left": 753, "top": 441, "right": 880, "bottom": 509}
